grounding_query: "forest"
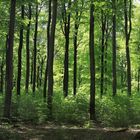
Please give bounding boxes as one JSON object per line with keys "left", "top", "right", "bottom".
{"left": 0, "top": 0, "right": 140, "bottom": 139}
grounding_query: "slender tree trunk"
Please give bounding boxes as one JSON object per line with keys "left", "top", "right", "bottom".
{"left": 120, "top": 59, "right": 126, "bottom": 93}
{"left": 47, "top": 0, "right": 57, "bottom": 119}
{"left": 44, "top": 62, "right": 48, "bottom": 99}
{"left": 40, "top": 59, "right": 44, "bottom": 86}
{"left": 89, "top": 0, "right": 96, "bottom": 121}
{"left": 33, "top": 3, "right": 38, "bottom": 93}
{"left": 30, "top": 54, "right": 34, "bottom": 84}
{"left": 124, "top": 0, "right": 132, "bottom": 96}
{"left": 63, "top": 36, "right": 69, "bottom": 97}
{"left": 4, "top": 0, "right": 16, "bottom": 118}
{"left": 100, "top": 10, "right": 106, "bottom": 97}
{"left": 63, "top": 0, "right": 71, "bottom": 97}
{"left": 73, "top": 11, "right": 79, "bottom": 96}
{"left": 112, "top": 0, "right": 117, "bottom": 96}
{"left": 25, "top": 4, "right": 31, "bottom": 94}
{"left": 104, "top": 20, "right": 109, "bottom": 94}
{"left": 17, "top": 5, "right": 24, "bottom": 96}
{"left": 43, "top": 0, "right": 51, "bottom": 101}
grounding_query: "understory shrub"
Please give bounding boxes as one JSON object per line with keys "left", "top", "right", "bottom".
{"left": 1, "top": 90, "right": 140, "bottom": 127}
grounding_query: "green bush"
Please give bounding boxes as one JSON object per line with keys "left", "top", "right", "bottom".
{"left": 53, "top": 92, "right": 89, "bottom": 124}
{"left": 1, "top": 90, "right": 140, "bottom": 127}
{"left": 96, "top": 93, "right": 139, "bottom": 127}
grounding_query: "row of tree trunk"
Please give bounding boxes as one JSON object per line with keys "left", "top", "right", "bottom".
{"left": 2, "top": 0, "right": 132, "bottom": 121}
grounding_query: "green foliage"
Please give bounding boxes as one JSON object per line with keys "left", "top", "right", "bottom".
{"left": 1, "top": 91, "right": 140, "bottom": 127}
{"left": 53, "top": 92, "right": 89, "bottom": 124}
{"left": 11, "top": 93, "right": 48, "bottom": 124}
{"left": 96, "top": 93, "right": 140, "bottom": 127}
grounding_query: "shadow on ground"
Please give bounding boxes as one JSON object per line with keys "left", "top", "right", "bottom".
{"left": 0, "top": 125, "right": 140, "bottom": 140}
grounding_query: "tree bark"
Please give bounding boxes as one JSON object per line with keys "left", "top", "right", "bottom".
{"left": 30, "top": 53, "right": 34, "bottom": 84}
{"left": 43, "top": 0, "right": 51, "bottom": 101}
{"left": 112, "top": 0, "right": 117, "bottom": 96}
{"left": 104, "top": 20, "right": 109, "bottom": 94}
{"left": 33, "top": 3, "right": 39, "bottom": 93}
{"left": 73, "top": 0, "right": 83, "bottom": 96}
{"left": 47, "top": 0, "right": 57, "bottom": 119}
{"left": 40, "top": 58, "right": 44, "bottom": 87}
{"left": 73, "top": 17, "right": 78, "bottom": 96}
{"left": 100, "top": 10, "right": 106, "bottom": 97}
{"left": 89, "top": 0, "right": 96, "bottom": 121}
{"left": 124, "top": 0, "right": 132, "bottom": 96}
{"left": 63, "top": 0, "right": 71, "bottom": 97}
{"left": 4, "top": 0, "right": 16, "bottom": 118}
{"left": 17, "top": 5, "right": 24, "bottom": 96}
{"left": 25, "top": 4, "right": 31, "bottom": 94}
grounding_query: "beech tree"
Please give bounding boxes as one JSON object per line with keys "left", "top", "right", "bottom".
{"left": 4, "top": 0, "right": 16, "bottom": 118}
{"left": 124, "top": 0, "right": 132, "bottom": 96}
{"left": 112, "top": 0, "right": 117, "bottom": 96}
{"left": 33, "top": 2, "right": 39, "bottom": 93}
{"left": 73, "top": 0, "right": 84, "bottom": 96}
{"left": 100, "top": 10, "right": 106, "bottom": 97}
{"left": 47, "top": 0, "right": 58, "bottom": 118}
{"left": 89, "top": 0, "right": 96, "bottom": 120}
{"left": 62, "top": 0, "right": 71, "bottom": 97}
{"left": 43, "top": 0, "right": 51, "bottom": 101}
{"left": 17, "top": 5, "right": 24, "bottom": 96}
{"left": 25, "top": 4, "right": 32, "bottom": 94}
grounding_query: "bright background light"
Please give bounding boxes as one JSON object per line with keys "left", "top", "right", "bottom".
{"left": 134, "top": 0, "right": 140, "bottom": 4}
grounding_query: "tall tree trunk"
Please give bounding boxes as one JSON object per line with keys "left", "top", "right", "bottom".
{"left": 124, "top": 0, "right": 132, "bottom": 96}
{"left": 63, "top": 0, "right": 71, "bottom": 97}
{"left": 33, "top": 3, "right": 38, "bottom": 93}
{"left": 4, "top": 0, "right": 16, "bottom": 118}
{"left": 25, "top": 4, "right": 31, "bottom": 94}
{"left": 100, "top": 10, "right": 106, "bottom": 97}
{"left": 47, "top": 0, "right": 57, "bottom": 119}
{"left": 30, "top": 53, "right": 34, "bottom": 84}
{"left": 43, "top": 0, "right": 51, "bottom": 101}
{"left": 73, "top": 10, "right": 79, "bottom": 96}
{"left": 17, "top": 5, "right": 24, "bottom": 96}
{"left": 104, "top": 20, "right": 109, "bottom": 94}
{"left": 89, "top": 0, "right": 96, "bottom": 121}
{"left": 112, "top": 0, "right": 117, "bottom": 96}
{"left": 40, "top": 58, "right": 44, "bottom": 87}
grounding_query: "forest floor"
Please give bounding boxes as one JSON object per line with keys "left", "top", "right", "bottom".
{"left": 0, "top": 122, "right": 140, "bottom": 140}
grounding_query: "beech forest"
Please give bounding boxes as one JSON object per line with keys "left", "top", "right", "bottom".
{"left": 0, "top": 0, "right": 140, "bottom": 139}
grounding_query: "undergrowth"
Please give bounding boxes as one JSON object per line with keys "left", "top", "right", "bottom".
{"left": 0, "top": 90, "right": 140, "bottom": 127}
